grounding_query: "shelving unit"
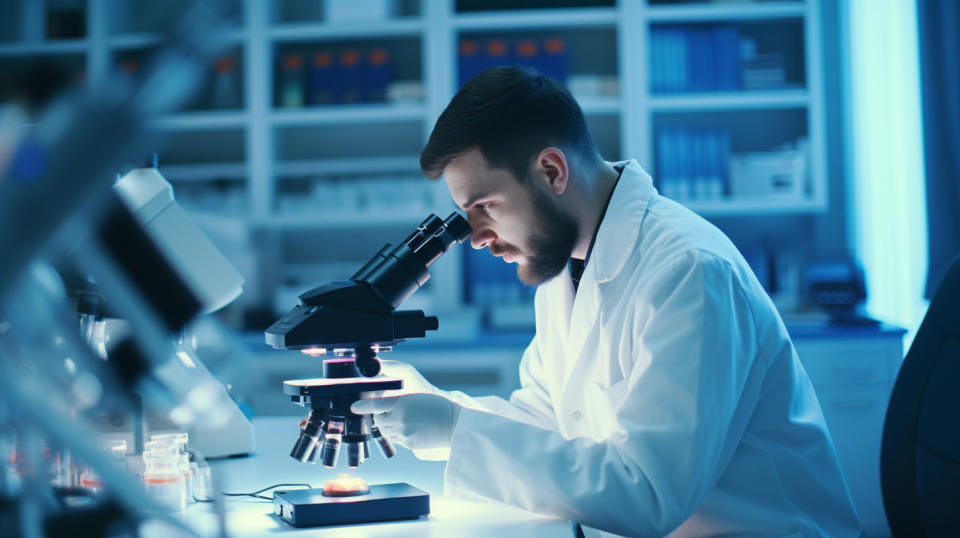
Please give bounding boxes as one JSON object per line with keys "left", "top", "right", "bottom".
{"left": 452, "top": 7, "right": 618, "bottom": 29}
{"left": 270, "top": 211, "right": 433, "bottom": 230}
{"left": 0, "top": 0, "right": 827, "bottom": 332}
{"left": 648, "top": 89, "right": 808, "bottom": 111}
{"left": 0, "top": 39, "right": 88, "bottom": 55}
{"left": 150, "top": 111, "right": 248, "bottom": 130}
{"left": 273, "top": 156, "right": 422, "bottom": 176}
{"left": 270, "top": 103, "right": 426, "bottom": 125}
{"left": 269, "top": 19, "right": 424, "bottom": 40}
{"left": 158, "top": 162, "right": 248, "bottom": 182}
{"left": 645, "top": 1, "right": 806, "bottom": 22}
{"left": 641, "top": 0, "right": 824, "bottom": 214}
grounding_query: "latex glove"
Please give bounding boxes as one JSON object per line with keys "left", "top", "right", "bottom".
{"left": 377, "top": 360, "right": 439, "bottom": 396}
{"left": 351, "top": 393, "right": 461, "bottom": 452}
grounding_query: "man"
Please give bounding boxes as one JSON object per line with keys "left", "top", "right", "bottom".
{"left": 352, "top": 67, "right": 862, "bottom": 537}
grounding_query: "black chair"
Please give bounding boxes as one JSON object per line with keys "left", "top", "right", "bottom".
{"left": 881, "top": 256, "right": 960, "bottom": 537}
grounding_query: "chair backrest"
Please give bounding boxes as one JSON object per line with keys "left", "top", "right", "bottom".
{"left": 881, "top": 256, "right": 960, "bottom": 537}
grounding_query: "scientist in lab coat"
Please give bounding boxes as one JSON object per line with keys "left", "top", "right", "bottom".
{"left": 352, "top": 67, "right": 863, "bottom": 537}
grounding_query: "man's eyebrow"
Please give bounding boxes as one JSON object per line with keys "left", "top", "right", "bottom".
{"left": 460, "top": 194, "right": 487, "bottom": 211}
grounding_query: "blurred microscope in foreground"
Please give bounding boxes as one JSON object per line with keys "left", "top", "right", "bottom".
{"left": 0, "top": 1, "right": 256, "bottom": 536}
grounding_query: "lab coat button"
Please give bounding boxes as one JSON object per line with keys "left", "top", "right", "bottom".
{"left": 571, "top": 411, "right": 582, "bottom": 421}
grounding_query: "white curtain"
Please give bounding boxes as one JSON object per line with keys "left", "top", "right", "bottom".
{"left": 842, "top": 0, "right": 929, "bottom": 348}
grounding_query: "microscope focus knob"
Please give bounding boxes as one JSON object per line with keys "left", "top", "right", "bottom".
{"left": 355, "top": 346, "right": 381, "bottom": 377}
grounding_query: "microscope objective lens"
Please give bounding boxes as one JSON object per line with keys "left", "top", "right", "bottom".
{"left": 320, "top": 419, "right": 345, "bottom": 468}
{"left": 290, "top": 409, "right": 328, "bottom": 462}
{"left": 371, "top": 426, "right": 396, "bottom": 459}
{"left": 321, "top": 436, "right": 341, "bottom": 468}
{"left": 346, "top": 442, "right": 364, "bottom": 468}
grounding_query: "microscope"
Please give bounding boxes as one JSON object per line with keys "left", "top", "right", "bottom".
{"left": 265, "top": 212, "right": 470, "bottom": 527}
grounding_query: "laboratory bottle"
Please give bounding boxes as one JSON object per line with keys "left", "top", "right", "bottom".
{"left": 281, "top": 53, "right": 305, "bottom": 108}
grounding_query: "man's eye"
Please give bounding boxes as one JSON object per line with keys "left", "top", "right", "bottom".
{"left": 477, "top": 203, "right": 491, "bottom": 214}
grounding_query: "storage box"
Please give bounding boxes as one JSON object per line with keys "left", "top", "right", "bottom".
{"left": 729, "top": 145, "right": 807, "bottom": 199}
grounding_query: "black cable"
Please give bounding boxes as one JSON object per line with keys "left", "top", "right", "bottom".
{"left": 194, "top": 482, "right": 313, "bottom": 503}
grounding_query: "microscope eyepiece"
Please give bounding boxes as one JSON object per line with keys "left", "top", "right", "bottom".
{"left": 442, "top": 213, "right": 471, "bottom": 243}
{"left": 355, "top": 346, "right": 380, "bottom": 377}
{"left": 349, "top": 212, "right": 473, "bottom": 309}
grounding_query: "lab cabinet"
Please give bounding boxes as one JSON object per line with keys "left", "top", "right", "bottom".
{"left": 817, "top": 386, "right": 891, "bottom": 535}
{"left": 792, "top": 324, "right": 905, "bottom": 538}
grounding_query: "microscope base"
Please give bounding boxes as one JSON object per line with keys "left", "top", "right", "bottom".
{"left": 273, "top": 483, "right": 429, "bottom": 527}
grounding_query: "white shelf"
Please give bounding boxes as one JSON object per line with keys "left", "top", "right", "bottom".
{"left": 0, "top": 39, "right": 87, "bottom": 56}
{"left": 682, "top": 197, "right": 825, "bottom": 216}
{"left": 150, "top": 111, "right": 248, "bottom": 130}
{"left": 275, "top": 156, "right": 421, "bottom": 177}
{"left": 649, "top": 90, "right": 808, "bottom": 111}
{"left": 270, "top": 19, "right": 424, "bottom": 41}
{"left": 271, "top": 103, "right": 426, "bottom": 126}
{"left": 268, "top": 212, "right": 428, "bottom": 229}
{"left": 160, "top": 162, "right": 248, "bottom": 182}
{"left": 182, "top": 210, "right": 248, "bottom": 224}
{"left": 454, "top": 7, "right": 617, "bottom": 31}
{"left": 645, "top": 2, "right": 806, "bottom": 23}
{"left": 107, "top": 33, "right": 162, "bottom": 49}
{"left": 107, "top": 29, "right": 247, "bottom": 50}
{"left": 577, "top": 95, "right": 621, "bottom": 115}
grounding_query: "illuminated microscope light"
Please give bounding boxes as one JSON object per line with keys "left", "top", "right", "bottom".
{"left": 300, "top": 347, "right": 327, "bottom": 357}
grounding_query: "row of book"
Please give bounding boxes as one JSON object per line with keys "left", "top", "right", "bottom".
{"left": 656, "top": 127, "right": 809, "bottom": 201}
{"left": 656, "top": 127, "right": 732, "bottom": 200}
{"left": 458, "top": 36, "right": 570, "bottom": 86}
{"left": 275, "top": 47, "right": 396, "bottom": 107}
{"left": 740, "top": 38, "right": 790, "bottom": 91}
{"left": 650, "top": 26, "right": 795, "bottom": 93}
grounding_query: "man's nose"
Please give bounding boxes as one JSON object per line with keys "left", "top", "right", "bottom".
{"left": 470, "top": 227, "right": 496, "bottom": 250}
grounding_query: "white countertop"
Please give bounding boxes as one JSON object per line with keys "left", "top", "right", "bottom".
{"left": 147, "top": 416, "right": 572, "bottom": 537}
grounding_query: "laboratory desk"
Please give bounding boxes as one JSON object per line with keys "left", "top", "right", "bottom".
{"left": 150, "top": 416, "right": 572, "bottom": 537}
{"left": 237, "top": 322, "right": 904, "bottom": 536}
{"left": 790, "top": 322, "right": 905, "bottom": 537}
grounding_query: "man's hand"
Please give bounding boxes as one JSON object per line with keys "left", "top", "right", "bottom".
{"left": 377, "top": 360, "right": 440, "bottom": 396}
{"left": 351, "top": 393, "right": 462, "bottom": 451}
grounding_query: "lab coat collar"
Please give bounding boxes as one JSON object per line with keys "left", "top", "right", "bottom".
{"left": 557, "top": 161, "right": 656, "bottom": 387}
{"left": 587, "top": 160, "right": 656, "bottom": 285}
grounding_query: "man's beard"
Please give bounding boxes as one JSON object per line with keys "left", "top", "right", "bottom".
{"left": 516, "top": 183, "right": 580, "bottom": 286}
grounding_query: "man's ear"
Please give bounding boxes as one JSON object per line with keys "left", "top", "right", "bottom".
{"left": 533, "top": 147, "right": 569, "bottom": 195}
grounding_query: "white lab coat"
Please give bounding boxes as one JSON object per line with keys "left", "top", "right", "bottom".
{"left": 444, "top": 160, "right": 863, "bottom": 537}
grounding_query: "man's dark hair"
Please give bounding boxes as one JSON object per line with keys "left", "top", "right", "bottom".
{"left": 420, "top": 66, "right": 598, "bottom": 181}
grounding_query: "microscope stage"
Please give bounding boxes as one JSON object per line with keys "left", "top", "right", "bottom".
{"left": 283, "top": 376, "right": 402, "bottom": 395}
{"left": 273, "top": 483, "right": 429, "bottom": 527}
